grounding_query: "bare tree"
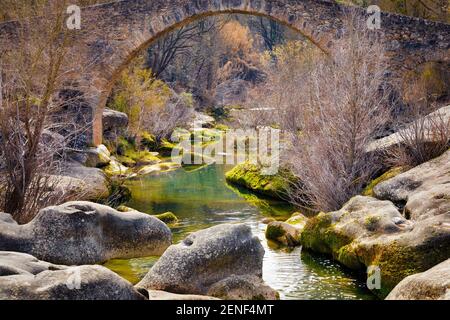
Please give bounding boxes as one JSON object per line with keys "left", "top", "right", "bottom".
{"left": 0, "top": 1, "right": 97, "bottom": 223}
{"left": 241, "top": 12, "right": 392, "bottom": 212}
{"left": 250, "top": 16, "right": 285, "bottom": 51}
{"left": 146, "top": 19, "right": 220, "bottom": 79}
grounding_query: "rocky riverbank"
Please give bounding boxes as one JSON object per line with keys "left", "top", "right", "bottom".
{"left": 0, "top": 202, "right": 278, "bottom": 300}
{"left": 263, "top": 149, "right": 450, "bottom": 299}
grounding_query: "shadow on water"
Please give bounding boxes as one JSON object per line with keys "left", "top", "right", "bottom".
{"left": 104, "top": 163, "right": 376, "bottom": 300}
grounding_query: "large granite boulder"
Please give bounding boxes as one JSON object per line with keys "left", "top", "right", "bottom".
{"left": 373, "top": 149, "right": 450, "bottom": 221}
{"left": 0, "top": 251, "right": 66, "bottom": 276}
{"left": 207, "top": 275, "right": 279, "bottom": 300}
{"left": 0, "top": 252, "right": 145, "bottom": 300}
{"left": 386, "top": 259, "right": 450, "bottom": 300}
{"left": 0, "top": 202, "right": 172, "bottom": 265}
{"left": 137, "top": 224, "right": 278, "bottom": 300}
{"left": 103, "top": 108, "right": 129, "bottom": 142}
{"left": 301, "top": 195, "right": 450, "bottom": 298}
{"left": 49, "top": 161, "right": 111, "bottom": 201}
{"left": 84, "top": 144, "right": 112, "bottom": 168}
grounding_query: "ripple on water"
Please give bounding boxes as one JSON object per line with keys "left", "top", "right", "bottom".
{"left": 104, "top": 165, "right": 376, "bottom": 300}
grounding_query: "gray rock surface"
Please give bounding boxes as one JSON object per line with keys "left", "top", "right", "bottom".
{"left": 84, "top": 144, "right": 112, "bottom": 168}
{"left": 137, "top": 223, "right": 277, "bottom": 299}
{"left": 207, "top": 275, "right": 279, "bottom": 300}
{"left": 301, "top": 195, "right": 450, "bottom": 298}
{"left": 386, "top": 259, "right": 450, "bottom": 300}
{"left": 0, "top": 202, "right": 172, "bottom": 265}
{"left": 0, "top": 254, "right": 145, "bottom": 300}
{"left": 46, "top": 161, "right": 111, "bottom": 202}
{"left": 103, "top": 108, "right": 129, "bottom": 141}
{"left": 0, "top": 251, "right": 65, "bottom": 276}
{"left": 373, "top": 149, "right": 450, "bottom": 220}
{"left": 265, "top": 221, "right": 302, "bottom": 247}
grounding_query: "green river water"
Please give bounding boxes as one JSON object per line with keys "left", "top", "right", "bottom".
{"left": 105, "top": 163, "right": 376, "bottom": 300}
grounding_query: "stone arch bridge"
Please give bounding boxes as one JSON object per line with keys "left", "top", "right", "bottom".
{"left": 0, "top": 0, "right": 449, "bottom": 145}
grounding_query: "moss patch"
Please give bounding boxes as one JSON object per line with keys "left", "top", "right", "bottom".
{"left": 155, "top": 212, "right": 178, "bottom": 224}
{"left": 225, "top": 162, "right": 292, "bottom": 200}
{"left": 265, "top": 223, "right": 286, "bottom": 240}
{"left": 362, "top": 167, "right": 405, "bottom": 197}
{"left": 300, "top": 209, "right": 450, "bottom": 298}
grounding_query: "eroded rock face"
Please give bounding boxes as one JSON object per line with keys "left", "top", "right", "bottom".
{"left": 301, "top": 195, "right": 450, "bottom": 298}
{"left": 0, "top": 252, "right": 145, "bottom": 300}
{"left": 103, "top": 108, "right": 129, "bottom": 142}
{"left": 266, "top": 213, "right": 309, "bottom": 247}
{"left": 386, "top": 259, "right": 450, "bottom": 300}
{"left": 373, "top": 149, "right": 450, "bottom": 221}
{"left": 137, "top": 224, "right": 277, "bottom": 300}
{"left": 0, "top": 202, "right": 172, "bottom": 265}
{"left": 84, "top": 144, "right": 112, "bottom": 168}
{"left": 52, "top": 161, "right": 111, "bottom": 201}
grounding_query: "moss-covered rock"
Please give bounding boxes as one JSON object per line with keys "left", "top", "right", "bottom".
{"left": 265, "top": 221, "right": 302, "bottom": 247}
{"left": 103, "top": 159, "right": 130, "bottom": 177}
{"left": 225, "top": 163, "right": 291, "bottom": 200}
{"left": 362, "top": 167, "right": 405, "bottom": 197}
{"left": 85, "top": 144, "right": 112, "bottom": 168}
{"left": 116, "top": 155, "right": 136, "bottom": 167}
{"left": 117, "top": 205, "right": 136, "bottom": 213}
{"left": 386, "top": 259, "right": 450, "bottom": 300}
{"left": 154, "top": 212, "right": 178, "bottom": 224}
{"left": 300, "top": 195, "right": 450, "bottom": 298}
{"left": 157, "top": 139, "right": 180, "bottom": 156}
{"left": 286, "top": 212, "right": 309, "bottom": 228}
{"left": 114, "top": 136, "right": 161, "bottom": 167}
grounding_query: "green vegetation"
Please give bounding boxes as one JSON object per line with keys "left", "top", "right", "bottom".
{"left": 265, "top": 223, "right": 286, "bottom": 240}
{"left": 225, "top": 162, "right": 292, "bottom": 200}
{"left": 154, "top": 212, "right": 179, "bottom": 224}
{"left": 362, "top": 167, "right": 405, "bottom": 196}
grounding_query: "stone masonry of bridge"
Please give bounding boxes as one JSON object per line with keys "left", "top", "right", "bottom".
{"left": 0, "top": 0, "right": 449, "bottom": 145}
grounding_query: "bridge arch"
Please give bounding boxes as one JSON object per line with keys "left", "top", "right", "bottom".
{"left": 1, "top": 0, "right": 448, "bottom": 145}
{"left": 80, "top": 0, "right": 352, "bottom": 145}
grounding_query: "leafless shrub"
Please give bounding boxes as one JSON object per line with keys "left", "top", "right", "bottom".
{"left": 261, "top": 12, "right": 393, "bottom": 212}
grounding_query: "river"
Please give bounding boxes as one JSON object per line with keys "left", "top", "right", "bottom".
{"left": 104, "top": 163, "right": 376, "bottom": 300}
